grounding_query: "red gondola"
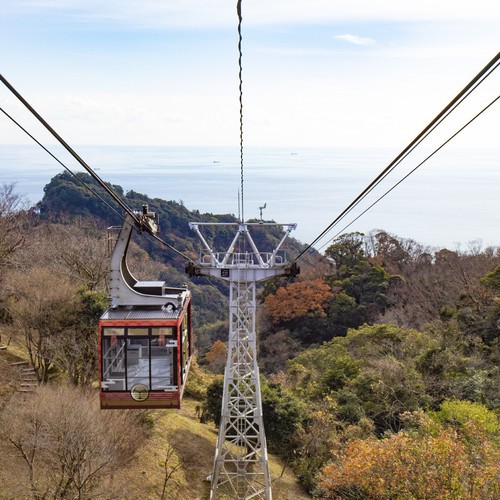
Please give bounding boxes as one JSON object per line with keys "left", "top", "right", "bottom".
{"left": 99, "top": 207, "right": 192, "bottom": 409}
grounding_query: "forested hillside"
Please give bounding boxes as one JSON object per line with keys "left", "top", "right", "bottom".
{"left": 1, "top": 177, "right": 499, "bottom": 498}
{"left": 38, "top": 171, "right": 318, "bottom": 342}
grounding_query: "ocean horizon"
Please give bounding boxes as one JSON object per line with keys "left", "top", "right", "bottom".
{"left": 0, "top": 143, "right": 498, "bottom": 251}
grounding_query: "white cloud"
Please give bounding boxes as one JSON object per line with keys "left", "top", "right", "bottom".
{"left": 1, "top": 0, "right": 498, "bottom": 149}
{"left": 335, "top": 34, "right": 375, "bottom": 46}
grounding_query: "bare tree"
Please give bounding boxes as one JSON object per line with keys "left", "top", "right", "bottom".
{"left": 17, "top": 217, "right": 168, "bottom": 293}
{"left": 17, "top": 218, "right": 109, "bottom": 292}
{"left": 0, "top": 183, "right": 34, "bottom": 270}
{"left": 0, "top": 385, "right": 143, "bottom": 499}
{"left": 7, "top": 267, "right": 78, "bottom": 383}
{"left": 377, "top": 243, "right": 500, "bottom": 329}
{"left": 6, "top": 266, "right": 107, "bottom": 386}
{"left": 160, "top": 445, "right": 182, "bottom": 500}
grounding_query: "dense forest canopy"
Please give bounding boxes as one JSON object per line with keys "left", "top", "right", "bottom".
{"left": 1, "top": 176, "right": 499, "bottom": 498}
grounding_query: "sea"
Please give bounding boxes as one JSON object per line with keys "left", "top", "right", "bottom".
{"left": 0, "top": 143, "right": 498, "bottom": 251}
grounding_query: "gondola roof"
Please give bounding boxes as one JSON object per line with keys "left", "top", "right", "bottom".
{"left": 100, "top": 307, "right": 182, "bottom": 321}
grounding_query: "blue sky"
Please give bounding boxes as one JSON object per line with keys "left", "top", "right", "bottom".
{"left": 1, "top": 0, "right": 498, "bottom": 148}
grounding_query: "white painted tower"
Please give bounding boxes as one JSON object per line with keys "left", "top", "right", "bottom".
{"left": 187, "top": 222, "right": 298, "bottom": 499}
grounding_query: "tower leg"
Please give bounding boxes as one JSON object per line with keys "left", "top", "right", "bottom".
{"left": 210, "top": 278, "right": 272, "bottom": 500}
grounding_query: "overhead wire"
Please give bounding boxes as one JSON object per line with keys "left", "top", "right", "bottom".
{"left": 148, "top": 231, "right": 194, "bottom": 263}
{"left": 293, "top": 51, "right": 500, "bottom": 263}
{"left": 0, "top": 74, "right": 141, "bottom": 224}
{"left": 295, "top": 52, "right": 499, "bottom": 260}
{"left": 0, "top": 74, "right": 194, "bottom": 263}
{"left": 237, "top": 0, "right": 245, "bottom": 223}
{"left": 2, "top": 49, "right": 496, "bottom": 266}
{"left": 316, "top": 94, "right": 499, "bottom": 253}
{"left": 0, "top": 105, "right": 131, "bottom": 226}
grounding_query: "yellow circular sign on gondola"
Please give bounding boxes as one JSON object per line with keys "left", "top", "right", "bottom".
{"left": 130, "top": 383, "right": 149, "bottom": 402}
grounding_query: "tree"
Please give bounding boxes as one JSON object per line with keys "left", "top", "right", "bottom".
{"left": 40, "top": 171, "right": 124, "bottom": 224}
{"left": 342, "top": 264, "right": 394, "bottom": 315}
{"left": 260, "top": 380, "right": 304, "bottom": 457}
{"left": 454, "top": 264, "right": 500, "bottom": 345}
{"left": 0, "top": 182, "right": 34, "bottom": 328}
{"left": 289, "top": 324, "right": 435, "bottom": 433}
{"left": 365, "top": 230, "right": 413, "bottom": 272}
{"left": 259, "top": 329, "right": 302, "bottom": 374}
{"left": 0, "top": 385, "right": 143, "bottom": 499}
{"left": 200, "top": 377, "right": 304, "bottom": 457}
{"left": 8, "top": 267, "right": 79, "bottom": 383}
{"left": 287, "top": 342, "right": 359, "bottom": 400}
{"left": 320, "top": 400, "right": 500, "bottom": 499}
{"left": 29, "top": 220, "right": 110, "bottom": 291}
{"left": 205, "top": 339, "right": 227, "bottom": 374}
{"left": 325, "top": 291, "right": 362, "bottom": 336}
{"left": 55, "top": 288, "right": 107, "bottom": 386}
{"left": 318, "top": 233, "right": 401, "bottom": 339}
{"left": 160, "top": 445, "right": 182, "bottom": 500}
{"left": 201, "top": 376, "right": 224, "bottom": 425}
{"left": 366, "top": 230, "right": 429, "bottom": 262}
{"left": 264, "top": 278, "right": 333, "bottom": 325}
{"left": 320, "top": 427, "right": 499, "bottom": 499}
{"left": 325, "top": 232, "right": 366, "bottom": 278}
{"left": 378, "top": 243, "right": 500, "bottom": 329}
{"left": 481, "top": 265, "right": 500, "bottom": 291}
{"left": 292, "top": 397, "right": 340, "bottom": 492}
{"left": 0, "top": 183, "right": 33, "bottom": 270}
{"left": 7, "top": 267, "right": 106, "bottom": 385}
{"left": 429, "top": 399, "right": 500, "bottom": 439}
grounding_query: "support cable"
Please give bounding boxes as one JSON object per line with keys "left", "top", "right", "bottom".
{"left": 0, "top": 74, "right": 140, "bottom": 224}
{"left": 293, "top": 51, "right": 500, "bottom": 262}
{"left": 0, "top": 105, "right": 130, "bottom": 226}
{"left": 237, "top": 0, "right": 244, "bottom": 223}
{"left": 316, "top": 94, "right": 499, "bottom": 252}
{"left": 148, "top": 232, "right": 195, "bottom": 263}
{"left": 0, "top": 75, "right": 194, "bottom": 263}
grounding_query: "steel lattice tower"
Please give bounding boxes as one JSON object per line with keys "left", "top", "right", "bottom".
{"left": 187, "top": 222, "right": 298, "bottom": 500}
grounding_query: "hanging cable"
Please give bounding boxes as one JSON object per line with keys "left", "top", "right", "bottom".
{"left": 0, "top": 74, "right": 141, "bottom": 225}
{"left": 148, "top": 232, "right": 194, "bottom": 263}
{"left": 316, "top": 94, "right": 499, "bottom": 253}
{"left": 0, "top": 105, "right": 131, "bottom": 226}
{"left": 0, "top": 75, "right": 194, "bottom": 263}
{"left": 237, "top": 0, "right": 245, "bottom": 222}
{"left": 293, "top": 51, "right": 500, "bottom": 263}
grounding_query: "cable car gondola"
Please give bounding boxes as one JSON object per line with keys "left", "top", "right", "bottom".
{"left": 99, "top": 206, "right": 192, "bottom": 409}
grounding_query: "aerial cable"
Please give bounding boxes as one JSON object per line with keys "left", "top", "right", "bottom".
{"left": 0, "top": 105, "right": 132, "bottom": 227}
{"left": 316, "top": 94, "right": 499, "bottom": 253}
{"left": 293, "top": 51, "right": 500, "bottom": 262}
{"left": 295, "top": 51, "right": 499, "bottom": 260}
{"left": 341, "top": 56, "right": 499, "bottom": 225}
{"left": 0, "top": 74, "right": 140, "bottom": 226}
{"left": 0, "top": 103, "right": 194, "bottom": 262}
{"left": 147, "top": 232, "right": 194, "bottom": 263}
{"left": 237, "top": 0, "right": 245, "bottom": 222}
{"left": 0, "top": 75, "right": 194, "bottom": 263}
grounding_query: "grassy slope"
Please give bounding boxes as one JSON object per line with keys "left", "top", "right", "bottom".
{"left": 120, "top": 398, "right": 311, "bottom": 499}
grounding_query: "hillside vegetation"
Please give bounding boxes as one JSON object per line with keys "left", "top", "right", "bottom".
{"left": 0, "top": 177, "right": 499, "bottom": 498}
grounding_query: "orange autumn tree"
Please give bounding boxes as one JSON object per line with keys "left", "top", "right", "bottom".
{"left": 264, "top": 278, "right": 333, "bottom": 325}
{"left": 319, "top": 424, "right": 499, "bottom": 499}
{"left": 205, "top": 340, "right": 227, "bottom": 374}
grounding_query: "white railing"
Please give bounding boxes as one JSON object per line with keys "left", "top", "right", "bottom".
{"left": 200, "top": 251, "right": 286, "bottom": 268}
